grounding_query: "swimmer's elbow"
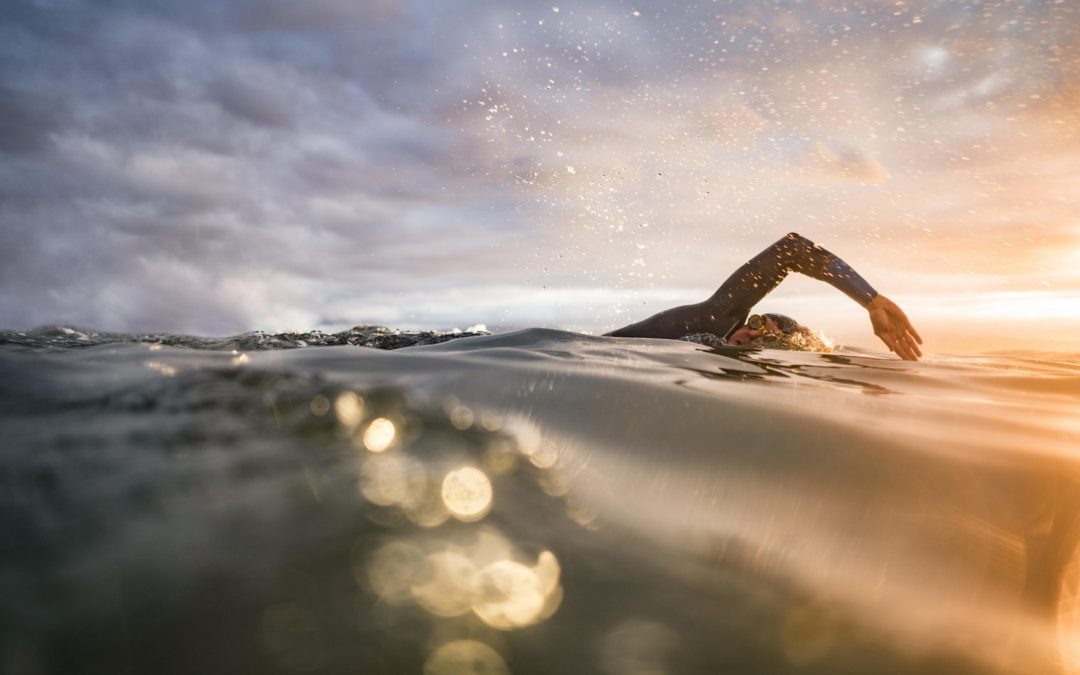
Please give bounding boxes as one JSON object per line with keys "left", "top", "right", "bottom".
{"left": 782, "top": 232, "right": 823, "bottom": 252}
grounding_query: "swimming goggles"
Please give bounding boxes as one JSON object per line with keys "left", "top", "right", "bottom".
{"left": 747, "top": 314, "right": 797, "bottom": 335}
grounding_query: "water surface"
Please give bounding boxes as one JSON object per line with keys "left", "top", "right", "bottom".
{"left": 3, "top": 326, "right": 1079, "bottom": 675}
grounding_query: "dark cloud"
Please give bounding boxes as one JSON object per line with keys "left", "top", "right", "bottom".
{"left": 210, "top": 76, "right": 294, "bottom": 129}
{"left": 0, "top": 85, "right": 64, "bottom": 155}
{"left": 234, "top": 0, "right": 405, "bottom": 32}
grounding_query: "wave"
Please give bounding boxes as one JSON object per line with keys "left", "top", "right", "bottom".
{"left": 2, "top": 327, "right": 1079, "bottom": 674}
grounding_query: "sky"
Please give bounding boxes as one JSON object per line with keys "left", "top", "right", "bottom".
{"left": 0, "top": 0, "right": 1077, "bottom": 353}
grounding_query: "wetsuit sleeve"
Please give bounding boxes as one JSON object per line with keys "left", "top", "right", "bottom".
{"left": 704, "top": 232, "right": 878, "bottom": 335}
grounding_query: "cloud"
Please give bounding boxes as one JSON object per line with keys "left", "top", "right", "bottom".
{"left": 0, "top": 84, "right": 64, "bottom": 155}
{"left": 0, "top": 0, "right": 1077, "bottom": 351}
{"left": 234, "top": 0, "right": 405, "bottom": 32}
{"left": 798, "top": 140, "right": 890, "bottom": 183}
{"left": 210, "top": 75, "right": 295, "bottom": 129}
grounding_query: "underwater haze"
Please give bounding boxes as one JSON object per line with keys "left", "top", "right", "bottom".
{"left": 3, "top": 327, "right": 1080, "bottom": 674}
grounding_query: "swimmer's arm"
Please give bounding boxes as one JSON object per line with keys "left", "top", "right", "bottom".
{"left": 705, "top": 232, "right": 877, "bottom": 321}
{"left": 706, "top": 232, "right": 922, "bottom": 359}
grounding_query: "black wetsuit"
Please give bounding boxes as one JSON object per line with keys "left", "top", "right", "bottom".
{"left": 605, "top": 232, "right": 878, "bottom": 341}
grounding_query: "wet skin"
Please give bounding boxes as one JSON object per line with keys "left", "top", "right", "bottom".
{"left": 726, "top": 316, "right": 782, "bottom": 346}
{"left": 865, "top": 294, "right": 923, "bottom": 361}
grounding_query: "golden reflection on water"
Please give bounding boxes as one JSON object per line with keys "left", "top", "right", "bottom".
{"left": 1057, "top": 544, "right": 1080, "bottom": 673}
{"left": 442, "top": 467, "right": 493, "bottom": 522}
{"left": 480, "top": 410, "right": 503, "bottom": 432}
{"left": 360, "top": 454, "right": 426, "bottom": 507}
{"left": 538, "top": 469, "right": 570, "bottom": 497}
{"left": 472, "top": 552, "right": 563, "bottom": 630}
{"left": 500, "top": 416, "right": 541, "bottom": 457}
{"left": 501, "top": 417, "right": 558, "bottom": 469}
{"left": 412, "top": 551, "right": 478, "bottom": 617}
{"left": 333, "top": 391, "right": 364, "bottom": 430}
{"left": 527, "top": 441, "right": 559, "bottom": 470}
{"left": 409, "top": 488, "right": 453, "bottom": 528}
{"left": 361, "top": 527, "right": 563, "bottom": 633}
{"left": 144, "top": 360, "right": 178, "bottom": 377}
{"left": 424, "top": 639, "right": 509, "bottom": 675}
{"left": 363, "top": 417, "right": 397, "bottom": 452}
{"left": 366, "top": 540, "right": 427, "bottom": 606}
{"left": 345, "top": 404, "right": 573, "bottom": 673}
{"left": 483, "top": 439, "right": 518, "bottom": 476}
{"left": 567, "top": 500, "right": 600, "bottom": 530}
{"left": 359, "top": 453, "right": 451, "bottom": 527}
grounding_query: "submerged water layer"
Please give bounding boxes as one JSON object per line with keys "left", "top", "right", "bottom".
{"left": 2, "top": 326, "right": 1080, "bottom": 674}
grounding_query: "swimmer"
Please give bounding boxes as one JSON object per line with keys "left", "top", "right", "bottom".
{"left": 605, "top": 232, "right": 923, "bottom": 361}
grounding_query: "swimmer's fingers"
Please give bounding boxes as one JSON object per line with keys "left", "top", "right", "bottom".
{"left": 905, "top": 329, "right": 923, "bottom": 358}
{"left": 896, "top": 319, "right": 922, "bottom": 360}
{"left": 894, "top": 317, "right": 922, "bottom": 360}
{"left": 871, "top": 323, "right": 898, "bottom": 357}
{"left": 868, "top": 295, "right": 921, "bottom": 361}
{"left": 898, "top": 329, "right": 922, "bottom": 360}
{"left": 905, "top": 319, "right": 923, "bottom": 346}
{"left": 892, "top": 332, "right": 917, "bottom": 361}
{"left": 876, "top": 329, "right": 901, "bottom": 358}
{"left": 885, "top": 319, "right": 920, "bottom": 361}
{"left": 893, "top": 305, "right": 923, "bottom": 345}
{"left": 898, "top": 322, "right": 922, "bottom": 359}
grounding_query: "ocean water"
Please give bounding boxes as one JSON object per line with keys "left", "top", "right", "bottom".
{"left": 2, "top": 326, "right": 1080, "bottom": 675}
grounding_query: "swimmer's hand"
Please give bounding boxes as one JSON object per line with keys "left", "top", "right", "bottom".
{"left": 867, "top": 295, "right": 923, "bottom": 361}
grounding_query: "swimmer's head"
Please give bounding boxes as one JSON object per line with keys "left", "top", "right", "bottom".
{"left": 726, "top": 313, "right": 793, "bottom": 345}
{"left": 726, "top": 313, "right": 832, "bottom": 352}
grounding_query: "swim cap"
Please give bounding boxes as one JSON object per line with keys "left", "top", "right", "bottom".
{"left": 760, "top": 313, "right": 799, "bottom": 334}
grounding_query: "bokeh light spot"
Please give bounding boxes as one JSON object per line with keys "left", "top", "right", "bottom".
{"left": 334, "top": 392, "right": 364, "bottom": 430}
{"left": 483, "top": 440, "right": 519, "bottom": 476}
{"left": 423, "top": 640, "right": 509, "bottom": 675}
{"left": 412, "top": 552, "right": 478, "bottom": 618}
{"left": 365, "top": 541, "right": 426, "bottom": 605}
{"left": 450, "top": 405, "right": 475, "bottom": 430}
{"left": 441, "top": 467, "right": 493, "bottom": 521}
{"left": 471, "top": 559, "right": 549, "bottom": 630}
{"left": 309, "top": 394, "right": 330, "bottom": 417}
{"left": 479, "top": 410, "right": 503, "bottom": 432}
{"left": 363, "top": 417, "right": 396, "bottom": 452}
{"left": 360, "top": 454, "right": 426, "bottom": 507}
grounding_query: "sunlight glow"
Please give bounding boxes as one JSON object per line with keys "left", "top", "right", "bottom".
{"left": 1057, "top": 543, "right": 1080, "bottom": 673}
{"left": 441, "top": 467, "right": 493, "bottom": 521}
{"left": 424, "top": 640, "right": 509, "bottom": 675}
{"left": 472, "top": 551, "right": 563, "bottom": 630}
{"left": 362, "top": 528, "right": 564, "bottom": 633}
{"left": 334, "top": 392, "right": 364, "bottom": 430}
{"left": 363, "top": 417, "right": 396, "bottom": 452}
